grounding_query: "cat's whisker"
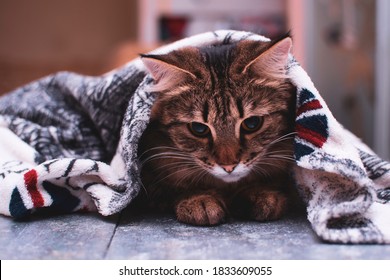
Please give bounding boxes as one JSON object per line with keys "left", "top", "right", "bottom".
{"left": 138, "top": 146, "right": 191, "bottom": 160}
{"left": 138, "top": 178, "right": 149, "bottom": 197}
{"left": 263, "top": 149, "right": 295, "bottom": 162}
{"left": 262, "top": 150, "right": 294, "bottom": 156}
{"left": 151, "top": 159, "right": 198, "bottom": 174}
{"left": 251, "top": 165, "right": 272, "bottom": 179}
{"left": 267, "top": 132, "right": 296, "bottom": 147}
{"left": 175, "top": 166, "right": 205, "bottom": 187}
{"left": 267, "top": 155, "right": 295, "bottom": 162}
{"left": 140, "top": 153, "right": 192, "bottom": 166}
{"left": 250, "top": 149, "right": 293, "bottom": 169}
{"left": 245, "top": 132, "right": 295, "bottom": 167}
{"left": 166, "top": 164, "right": 201, "bottom": 179}
{"left": 189, "top": 169, "right": 205, "bottom": 186}
{"left": 141, "top": 151, "right": 190, "bottom": 160}
{"left": 152, "top": 160, "right": 197, "bottom": 172}
{"left": 138, "top": 145, "right": 185, "bottom": 157}
{"left": 255, "top": 160, "right": 291, "bottom": 175}
{"left": 151, "top": 165, "right": 202, "bottom": 186}
{"left": 152, "top": 165, "right": 198, "bottom": 182}
{"left": 177, "top": 165, "right": 210, "bottom": 187}
{"left": 156, "top": 167, "right": 201, "bottom": 187}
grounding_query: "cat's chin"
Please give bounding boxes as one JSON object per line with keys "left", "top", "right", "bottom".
{"left": 210, "top": 164, "right": 251, "bottom": 183}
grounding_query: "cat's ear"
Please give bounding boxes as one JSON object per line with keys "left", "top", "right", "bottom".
{"left": 243, "top": 36, "right": 292, "bottom": 79}
{"left": 141, "top": 51, "right": 197, "bottom": 92}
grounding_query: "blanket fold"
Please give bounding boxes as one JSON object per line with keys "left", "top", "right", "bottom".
{"left": 0, "top": 30, "right": 389, "bottom": 244}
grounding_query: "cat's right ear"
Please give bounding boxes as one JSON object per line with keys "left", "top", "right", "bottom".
{"left": 141, "top": 53, "right": 197, "bottom": 93}
{"left": 242, "top": 36, "right": 292, "bottom": 80}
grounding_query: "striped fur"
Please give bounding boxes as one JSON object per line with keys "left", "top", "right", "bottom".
{"left": 138, "top": 35, "right": 296, "bottom": 226}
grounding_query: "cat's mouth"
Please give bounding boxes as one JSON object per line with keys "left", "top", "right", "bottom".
{"left": 210, "top": 163, "right": 251, "bottom": 183}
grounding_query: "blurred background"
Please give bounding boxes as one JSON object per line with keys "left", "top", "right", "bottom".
{"left": 0, "top": 0, "right": 389, "bottom": 159}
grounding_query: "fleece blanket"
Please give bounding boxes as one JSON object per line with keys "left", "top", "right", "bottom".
{"left": 0, "top": 30, "right": 389, "bottom": 244}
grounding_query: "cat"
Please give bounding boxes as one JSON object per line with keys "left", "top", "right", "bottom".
{"left": 137, "top": 34, "right": 297, "bottom": 226}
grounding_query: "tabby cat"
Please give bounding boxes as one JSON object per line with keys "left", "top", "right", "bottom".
{"left": 137, "top": 35, "right": 296, "bottom": 226}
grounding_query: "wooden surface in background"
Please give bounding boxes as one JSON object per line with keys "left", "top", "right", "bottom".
{"left": 0, "top": 42, "right": 158, "bottom": 95}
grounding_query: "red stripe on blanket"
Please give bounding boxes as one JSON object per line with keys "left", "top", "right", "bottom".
{"left": 24, "top": 169, "right": 44, "bottom": 208}
{"left": 296, "top": 124, "right": 327, "bottom": 148}
{"left": 296, "top": 99, "right": 322, "bottom": 116}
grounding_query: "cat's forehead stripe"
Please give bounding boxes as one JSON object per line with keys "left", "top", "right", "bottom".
{"left": 202, "top": 101, "right": 209, "bottom": 122}
{"left": 236, "top": 98, "right": 244, "bottom": 118}
{"left": 213, "top": 93, "right": 231, "bottom": 122}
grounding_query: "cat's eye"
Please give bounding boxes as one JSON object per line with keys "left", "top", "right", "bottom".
{"left": 188, "top": 122, "right": 210, "bottom": 137}
{"left": 241, "top": 116, "right": 263, "bottom": 133}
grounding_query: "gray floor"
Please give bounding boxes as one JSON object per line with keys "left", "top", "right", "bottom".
{"left": 1, "top": 207, "right": 389, "bottom": 260}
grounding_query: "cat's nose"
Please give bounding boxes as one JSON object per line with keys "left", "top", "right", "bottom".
{"left": 221, "top": 164, "right": 237, "bottom": 174}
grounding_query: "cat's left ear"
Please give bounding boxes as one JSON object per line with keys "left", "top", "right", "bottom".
{"left": 243, "top": 36, "right": 292, "bottom": 79}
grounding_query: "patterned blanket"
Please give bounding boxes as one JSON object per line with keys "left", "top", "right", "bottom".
{"left": 1, "top": 30, "right": 389, "bottom": 244}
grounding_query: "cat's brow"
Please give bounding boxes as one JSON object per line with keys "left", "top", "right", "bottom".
{"left": 236, "top": 98, "right": 244, "bottom": 118}
{"left": 202, "top": 101, "right": 209, "bottom": 122}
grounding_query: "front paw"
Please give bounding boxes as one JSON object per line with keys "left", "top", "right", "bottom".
{"left": 232, "top": 188, "right": 287, "bottom": 222}
{"left": 175, "top": 194, "right": 227, "bottom": 226}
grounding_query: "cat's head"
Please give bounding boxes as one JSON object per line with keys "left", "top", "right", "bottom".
{"left": 141, "top": 36, "right": 296, "bottom": 184}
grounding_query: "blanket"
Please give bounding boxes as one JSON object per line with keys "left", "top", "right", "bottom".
{"left": 0, "top": 30, "right": 389, "bottom": 244}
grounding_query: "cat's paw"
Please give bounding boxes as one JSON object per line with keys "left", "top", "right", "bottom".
{"left": 232, "top": 188, "right": 287, "bottom": 222}
{"left": 175, "top": 194, "right": 227, "bottom": 226}
{"left": 250, "top": 191, "right": 287, "bottom": 221}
